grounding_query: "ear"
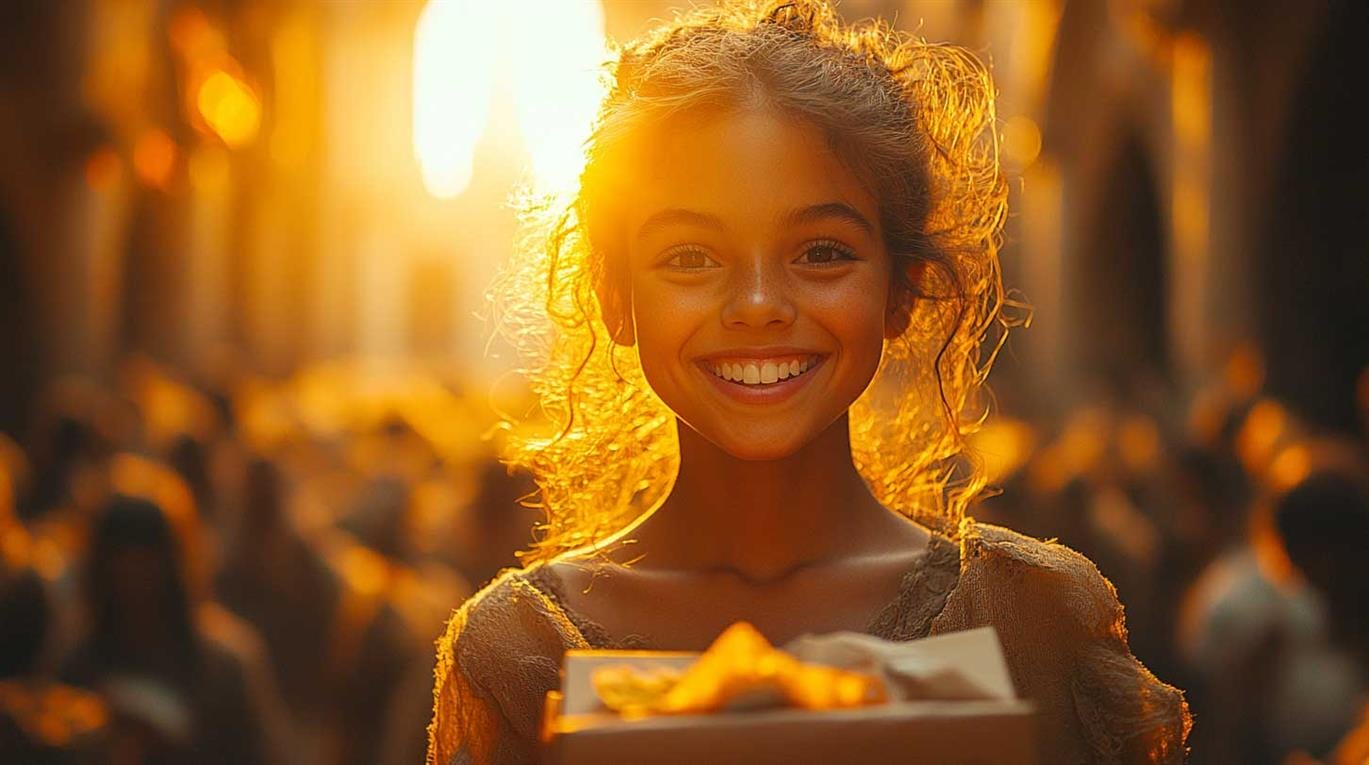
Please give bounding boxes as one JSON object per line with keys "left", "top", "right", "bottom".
{"left": 595, "top": 273, "right": 636, "bottom": 346}
{"left": 884, "top": 260, "right": 924, "bottom": 339}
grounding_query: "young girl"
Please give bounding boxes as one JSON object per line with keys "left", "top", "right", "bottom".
{"left": 428, "top": 2, "right": 1190, "bottom": 763}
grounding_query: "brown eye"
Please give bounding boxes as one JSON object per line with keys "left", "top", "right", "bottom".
{"left": 679, "top": 251, "right": 709, "bottom": 268}
{"left": 664, "top": 248, "right": 718, "bottom": 270}
{"left": 797, "top": 241, "right": 856, "bottom": 265}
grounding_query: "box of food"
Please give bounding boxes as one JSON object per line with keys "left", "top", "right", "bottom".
{"left": 540, "top": 626, "right": 1037, "bottom": 765}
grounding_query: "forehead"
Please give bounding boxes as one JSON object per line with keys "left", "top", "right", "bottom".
{"left": 624, "top": 108, "right": 880, "bottom": 239}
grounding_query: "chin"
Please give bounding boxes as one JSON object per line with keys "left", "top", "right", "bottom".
{"left": 692, "top": 422, "right": 816, "bottom": 462}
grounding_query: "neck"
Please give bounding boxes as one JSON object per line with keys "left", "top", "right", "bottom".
{"left": 627, "top": 414, "right": 896, "bottom": 581}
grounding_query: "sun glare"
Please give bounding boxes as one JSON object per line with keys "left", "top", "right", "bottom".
{"left": 413, "top": 0, "right": 607, "bottom": 199}
{"left": 413, "top": 0, "right": 500, "bottom": 199}
{"left": 509, "top": 1, "right": 607, "bottom": 194}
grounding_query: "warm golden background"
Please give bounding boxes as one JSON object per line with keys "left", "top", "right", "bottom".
{"left": 0, "top": 2, "right": 1365, "bottom": 764}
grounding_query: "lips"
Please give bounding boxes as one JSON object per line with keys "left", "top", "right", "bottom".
{"left": 695, "top": 351, "right": 827, "bottom": 404}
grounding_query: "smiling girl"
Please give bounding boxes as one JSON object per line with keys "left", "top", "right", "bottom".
{"left": 427, "top": 2, "right": 1189, "bottom": 763}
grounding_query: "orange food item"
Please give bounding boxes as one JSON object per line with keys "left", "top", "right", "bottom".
{"left": 592, "top": 622, "right": 887, "bottom": 716}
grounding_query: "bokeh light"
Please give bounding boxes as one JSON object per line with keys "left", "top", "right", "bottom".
{"left": 413, "top": 0, "right": 500, "bottom": 199}
{"left": 196, "top": 70, "right": 262, "bottom": 148}
{"left": 1002, "top": 115, "right": 1042, "bottom": 167}
{"left": 132, "top": 129, "right": 178, "bottom": 189}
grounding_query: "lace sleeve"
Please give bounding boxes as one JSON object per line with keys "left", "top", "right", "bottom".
{"left": 427, "top": 597, "right": 512, "bottom": 765}
{"left": 426, "top": 572, "right": 585, "bottom": 765}
{"left": 1057, "top": 550, "right": 1192, "bottom": 763}
{"left": 944, "top": 523, "right": 1192, "bottom": 764}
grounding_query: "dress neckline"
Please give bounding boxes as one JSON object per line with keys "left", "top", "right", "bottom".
{"left": 522, "top": 530, "right": 963, "bottom": 650}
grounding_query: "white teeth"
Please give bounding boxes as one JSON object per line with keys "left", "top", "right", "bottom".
{"left": 709, "top": 357, "right": 818, "bottom": 386}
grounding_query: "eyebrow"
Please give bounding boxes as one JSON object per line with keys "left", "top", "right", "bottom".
{"left": 779, "top": 202, "right": 876, "bottom": 238}
{"left": 635, "top": 208, "right": 727, "bottom": 243}
{"left": 635, "top": 201, "right": 876, "bottom": 243}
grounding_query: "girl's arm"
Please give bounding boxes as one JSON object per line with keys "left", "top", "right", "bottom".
{"left": 427, "top": 573, "right": 579, "bottom": 765}
{"left": 428, "top": 606, "right": 512, "bottom": 765}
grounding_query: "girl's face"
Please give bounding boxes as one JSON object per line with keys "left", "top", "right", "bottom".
{"left": 622, "top": 108, "right": 898, "bottom": 460}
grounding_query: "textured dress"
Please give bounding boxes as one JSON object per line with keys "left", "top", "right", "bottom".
{"left": 427, "top": 521, "right": 1191, "bottom": 764}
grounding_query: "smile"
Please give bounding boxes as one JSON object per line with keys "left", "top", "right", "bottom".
{"left": 706, "top": 355, "right": 821, "bottom": 386}
{"left": 695, "top": 352, "right": 827, "bottom": 405}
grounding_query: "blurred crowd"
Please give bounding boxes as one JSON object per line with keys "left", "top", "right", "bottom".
{"left": 1, "top": 356, "right": 537, "bottom": 764}
{"left": 974, "top": 348, "right": 1369, "bottom": 765}
{"left": 1, "top": 348, "right": 1367, "bottom": 765}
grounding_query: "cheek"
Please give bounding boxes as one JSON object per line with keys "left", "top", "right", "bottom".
{"left": 840, "top": 309, "right": 890, "bottom": 387}
{"left": 629, "top": 277, "right": 706, "bottom": 371}
{"left": 809, "top": 273, "right": 890, "bottom": 358}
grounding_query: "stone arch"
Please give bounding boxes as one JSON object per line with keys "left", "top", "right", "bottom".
{"left": 1257, "top": 0, "right": 1368, "bottom": 434}
{"left": 1074, "top": 132, "right": 1169, "bottom": 397}
{"left": 1038, "top": 0, "right": 1174, "bottom": 402}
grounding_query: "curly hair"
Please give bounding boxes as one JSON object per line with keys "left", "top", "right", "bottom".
{"left": 493, "top": 0, "right": 1011, "bottom": 565}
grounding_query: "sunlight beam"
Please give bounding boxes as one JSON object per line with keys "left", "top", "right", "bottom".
{"left": 509, "top": 0, "right": 608, "bottom": 195}
{"left": 413, "top": 0, "right": 500, "bottom": 199}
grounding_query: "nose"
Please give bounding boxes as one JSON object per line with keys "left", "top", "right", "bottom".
{"left": 720, "top": 257, "right": 796, "bottom": 330}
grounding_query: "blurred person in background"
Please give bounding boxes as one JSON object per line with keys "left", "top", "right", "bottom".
{"left": 165, "top": 434, "right": 214, "bottom": 525}
{"left": 60, "top": 457, "right": 287, "bottom": 764}
{"left": 22, "top": 380, "right": 126, "bottom": 524}
{"left": 1175, "top": 348, "right": 1269, "bottom": 566}
{"left": 447, "top": 459, "right": 539, "bottom": 590}
{"left": 1271, "top": 446, "right": 1369, "bottom": 765}
{"left": 2, "top": 559, "right": 111, "bottom": 764}
{"left": 0, "top": 434, "right": 33, "bottom": 523}
{"left": 19, "top": 384, "right": 134, "bottom": 671}
{"left": 329, "top": 470, "right": 470, "bottom": 765}
{"left": 1179, "top": 438, "right": 1368, "bottom": 764}
{"left": 215, "top": 455, "right": 341, "bottom": 761}
{"left": 5, "top": 453, "right": 111, "bottom": 762}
